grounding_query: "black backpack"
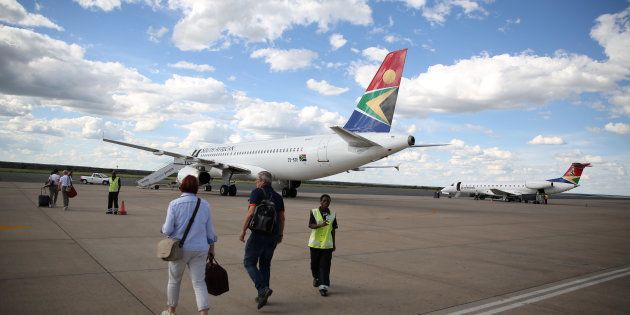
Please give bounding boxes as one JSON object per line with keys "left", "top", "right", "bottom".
{"left": 248, "top": 188, "right": 276, "bottom": 234}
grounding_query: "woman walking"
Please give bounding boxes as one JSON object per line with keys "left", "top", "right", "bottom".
{"left": 59, "top": 170, "right": 72, "bottom": 211}
{"left": 161, "top": 175, "right": 218, "bottom": 315}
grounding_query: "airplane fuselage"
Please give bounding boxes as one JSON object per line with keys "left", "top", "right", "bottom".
{"left": 441, "top": 181, "right": 578, "bottom": 198}
{"left": 193, "top": 132, "right": 413, "bottom": 181}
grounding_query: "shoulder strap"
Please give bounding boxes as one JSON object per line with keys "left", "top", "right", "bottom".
{"left": 179, "top": 198, "right": 201, "bottom": 247}
{"left": 259, "top": 187, "right": 270, "bottom": 201}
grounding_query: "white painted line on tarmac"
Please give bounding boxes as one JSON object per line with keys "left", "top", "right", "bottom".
{"left": 450, "top": 267, "right": 630, "bottom": 315}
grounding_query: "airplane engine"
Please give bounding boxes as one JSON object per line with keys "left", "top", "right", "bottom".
{"left": 525, "top": 181, "right": 553, "bottom": 189}
{"left": 177, "top": 165, "right": 211, "bottom": 185}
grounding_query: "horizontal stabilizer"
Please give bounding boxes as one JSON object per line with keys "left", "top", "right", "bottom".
{"left": 352, "top": 165, "right": 400, "bottom": 171}
{"left": 412, "top": 144, "right": 449, "bottom": 148}
{"left": 330, "top": 126, "right": 381, "bottom": 148}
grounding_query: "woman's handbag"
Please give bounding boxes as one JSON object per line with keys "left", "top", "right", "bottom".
{"left": 67, "top": 186, "right": 77, "bottom": 198}
{"left": 157, "top": 198, "right": 201, "bottom": 261}
{"left": 205, "top": 254, "right": 229, "bottom": 296}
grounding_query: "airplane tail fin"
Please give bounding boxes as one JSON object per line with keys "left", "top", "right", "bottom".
{"left": 549, "top": 162, "right": 591, "bottom": 184}
{"left": 343, "top": 48, "right": 408, "bottom": 133}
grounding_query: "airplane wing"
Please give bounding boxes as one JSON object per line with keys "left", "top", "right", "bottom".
{"left": 103, "top": 138, "right": 251, "bottom": 174}
{"left": 489, "top": 188, "right": 520, "bottom": 196}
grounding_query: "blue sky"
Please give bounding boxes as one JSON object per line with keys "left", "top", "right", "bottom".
{"left": 1, "top": 0, "right": 629, "bottom": 195}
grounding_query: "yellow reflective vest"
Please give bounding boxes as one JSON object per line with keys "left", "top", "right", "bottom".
{"left": 308, "top": 208, "right": 335, "bottom": 249}
{"left": 109, "top": 177, "right": 120, "bottom": 192}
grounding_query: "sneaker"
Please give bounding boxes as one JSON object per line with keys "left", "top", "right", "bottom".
{"left": 63, "top": 206, "right": 68, "bottom": 211}
{"left": 106, "top": 209, "right": 113, "bottom": 214}
{"left": 160, "top": 311, "right": 175, "bottom": 315}
{"left": 313, "top": 278, "right": 319, "bottom": 287}
{"left": 257, "top": 287, "right": 273, "bottom": 309}
{"left": 319, "top": 288, "right": 328, "bottom": 296}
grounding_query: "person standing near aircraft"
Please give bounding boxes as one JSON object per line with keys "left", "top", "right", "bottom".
{"left": 239, "top": 171, "right": 285, "bottom": 309}
{"left": 59, "top": 170, "right": 72, "bottom": 211}
{"left": 106, "top": 171, "right": 121, "bottom": 214}
{"left": 160, "top": 175, "right": 217, "bottom": 315}
{"left": 47, "top": 169, "right": 60, "bottom": 207}
{"left": 308, "top": 194, "right": 338, "bottom": 297}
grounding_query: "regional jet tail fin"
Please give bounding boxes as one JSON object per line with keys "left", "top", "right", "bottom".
{"left": 343, "top": 48, "right": 408, "bottom": 133}
{"left": 548, "top": 162, "right": 592, "bottom": 185}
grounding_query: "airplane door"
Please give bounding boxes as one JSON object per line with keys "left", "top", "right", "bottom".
{"left": 317, "top": 137, "right": 330, "bottom": 162}
{"left": 456, "top": 182, "right": 461, "bottom": 191}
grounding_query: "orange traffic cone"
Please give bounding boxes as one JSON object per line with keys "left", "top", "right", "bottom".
{"left": 118, "top": 200, "right": 127, "bottom": 215}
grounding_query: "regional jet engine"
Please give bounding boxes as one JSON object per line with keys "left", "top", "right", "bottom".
{"left": 177, "top": 165, "right": 211, "bottom": 185}
{"left": 525, "top": 181, "right": 554, "bottom": 190}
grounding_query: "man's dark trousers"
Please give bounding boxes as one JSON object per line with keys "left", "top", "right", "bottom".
{"left": 310, "top": 248, "right": 333, "bottom": 286}
{"left": 244, "top": 232, "right": 278, "bottom": 295}
{"left": 108, "top": 191, "right": 119, "bottom": 209}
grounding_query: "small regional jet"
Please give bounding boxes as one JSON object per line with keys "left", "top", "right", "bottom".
{"left": 103, "top": 49, "right": 445, "bottom": 197}
{"left": 440, "top": 163, "right": 591, "bottom": 202}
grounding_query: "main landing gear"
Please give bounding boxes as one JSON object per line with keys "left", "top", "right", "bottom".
{"left": 220, "top": 184, "right": 237, "bottom": 196}
{"left": 282, "top": 187, "right": 297, "bottom": 198}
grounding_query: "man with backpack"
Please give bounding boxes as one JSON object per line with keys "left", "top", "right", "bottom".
{"left": 239, "top": 171, "right": 285, "bottom": 310}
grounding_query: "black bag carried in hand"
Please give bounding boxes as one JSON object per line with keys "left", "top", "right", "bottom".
{"left": 205, "top": 254, "right": 229, "bottom": 296}
{"left": 248, "top": 188, "right": 276, "bottom": 234}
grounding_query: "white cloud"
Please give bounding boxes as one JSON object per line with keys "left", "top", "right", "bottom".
{"left": 398, "top": 51, "right": 627, "bottom": 116}
{"left": 74, "top": 0, "right": 122, "bottom": 11}
{"left": 168, "top": 61, "right": 215, "bottom": 72}
{"left": 590, "top": 8, "right": 630, "bottom": 67}
{"left": 233, "top": 93, "right": 345, "bottom": 139}
{"left": 306, "top": 79, "right": 349, "bottom": 96}
{"left": 528, "top": 135, "right": 566, "bottom": 145}
{"left": 401, "top": 0, "right": 488, "bottom": 25}
{"left": 329, "top": 33, "right": 347, "bottom": 50}
{"left": 73, "top": 0, "right": 163, "bottom": 11}
{"left": 604, "top": 122, "right": 630, "bottom": 134}
{"left": 362, "top": 47, "right": 388, "bottom": 62}
{"left": 147, "top": 26, "right": 168, "bottom": 43}
{"left": 0, "top": 0, "right": 63, "bottom": 30}
{"left": 0, "top": 26, "right": 232, "bottom": 131}
{"left": 498, "top": 18, "right": 521, "bottom": 33}
{"left": 250, "top": 48, "right": 318, "bottom": 72}
{"left": 169, "top": 0, "right": 372, "bottom": 51}
{"left": 179, "top": 119, "right": 232, "bottom": 148}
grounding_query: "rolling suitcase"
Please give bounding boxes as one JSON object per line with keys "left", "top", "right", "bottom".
{"left": 38, "top": 187, "right": 50, "bottom": 207}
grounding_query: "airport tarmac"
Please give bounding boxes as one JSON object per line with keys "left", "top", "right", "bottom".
{"left": 1, "top": 180, "right": 629, "bottom": 314}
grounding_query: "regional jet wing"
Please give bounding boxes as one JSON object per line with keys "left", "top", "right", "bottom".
{"left": 490, "top": 188, "right": 519, "bottom": 196}
{"left": 103, "top": 138, "right": 250, "bottom": 173}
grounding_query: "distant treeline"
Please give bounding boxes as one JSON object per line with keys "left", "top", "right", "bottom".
{"left": 0, "top": 161, "right": 153, "bottom": 176}
{"left": 0, "top": 161, "right": 441, "bottom": 190}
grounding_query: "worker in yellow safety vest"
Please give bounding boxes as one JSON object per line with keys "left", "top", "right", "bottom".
{"left": 106, "top": 171, "right": 122, "bottom": 214}
{"left": 308, "top": 194, "right": 338, "bottom": 297}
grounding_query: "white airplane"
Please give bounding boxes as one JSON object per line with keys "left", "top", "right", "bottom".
{"left": 440, "top": 163, "right": 591, "bottom": 202}
{"left": 103, "top": 49, "right": 445, "bottom": 197}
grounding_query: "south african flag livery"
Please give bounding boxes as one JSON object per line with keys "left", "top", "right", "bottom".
{"left": 548, "top": 163, "right": 591, "bottom": 185}
{"left": 344, "top": 49, "right": 407, "bottom": 133}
